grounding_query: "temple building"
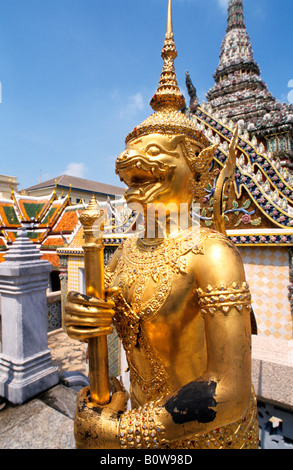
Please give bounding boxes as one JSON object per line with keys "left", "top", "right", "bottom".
{"left": 0, "top": 175, "right": 18, "bottom": 199}
{"left": 186, "top": 0, "right": 293, "bottom": 169}
{"left": 24, "top": 174, "right": 125, "bottom": 205}
{"left": 182, "top": 0, "right": 293, "bottom": 342}
{"left": 0, "top": 180, "right": 127, "bottom": 282}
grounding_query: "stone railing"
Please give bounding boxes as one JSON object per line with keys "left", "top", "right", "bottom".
{"left": 47, "top": 291, "right": 62, "bottom": 332}
{"left": 252, "top": 335, "right": 293, "bottom": 448}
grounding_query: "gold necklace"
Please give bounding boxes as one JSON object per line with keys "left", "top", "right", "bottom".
{"left": 110, "top": 227, "right": 217, "bottom": 401}
{"left": 114, "top": 229, "right": 204, "bottom": 320}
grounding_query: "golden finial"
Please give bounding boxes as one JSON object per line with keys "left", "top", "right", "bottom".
{"left": 167, "top": 0, "right": 173, "bottom": 34}
{"left": 8, "top": 178, "right": 15, "bottom": 197}
{"left": 125, "top": 0, "right": 209, "bottom": 150}
{"left": 150, "top": 0, "right": 185, "bottom": 112}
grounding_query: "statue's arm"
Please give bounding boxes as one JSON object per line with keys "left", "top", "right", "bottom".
{"left": 118, "top": 239, "right": 253, "bottom": 448}
{"left": 72, "top": 238, "right": 254, "bottom": 449}
{"left": 65, "top": 244, "right": 122, "bottom": 343}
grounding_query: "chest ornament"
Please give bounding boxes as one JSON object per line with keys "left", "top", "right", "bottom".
{"left": 110, "top": 229, "right": 206, "bottom": 401}
{"left": 113, "top": 230, "right": 204, "bottom": 320}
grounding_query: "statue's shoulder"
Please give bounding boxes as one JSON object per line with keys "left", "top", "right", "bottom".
{"left": 197, "top": 227, "right": 237, "bottom": 251}
{"left": 186, "top": 226, "right": 236, "bottom": 254}
{"left": 194, "top": 227, "right": 245, "bottom": 284}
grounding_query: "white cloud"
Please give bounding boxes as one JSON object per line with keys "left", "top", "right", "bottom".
{"left": 119, "top": 92, "right": 145, "bottom": 118}
{"left": 217, "top": 0, "right": 229, "bottom": 11}
{"left": 159, "top": 0, "right": 229, "bottom": 13}
{"left": 64, "top": 162, "right": 87, "bottom": 178}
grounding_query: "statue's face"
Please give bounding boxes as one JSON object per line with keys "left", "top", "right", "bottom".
{"left": 115, "top": 134, "right": 193, "bottom": 208}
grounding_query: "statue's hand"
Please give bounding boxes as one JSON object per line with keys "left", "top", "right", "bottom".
{"left": 65, "top": 287, "right": 118, "bottom": 342}
{"left": 74, "top": 382, "right": 126, "bottom": 449}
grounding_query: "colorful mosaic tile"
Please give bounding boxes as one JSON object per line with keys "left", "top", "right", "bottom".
{"left": 21, "top": 201, "right": 48, "bottom": 221}
{"left": 41, "top": 235, "right": 67, "bottom": 249}
{"left": 0, "top": 203, "right": 20, "bottom": 227}
{"left": 229, "top": 233, "right": 293, "bottom": 246}
{"left": 39, "top": 198, "right": 70, "bottom": 227}
{"left": 67, "top": 255, "right": 84, "bottom": 292}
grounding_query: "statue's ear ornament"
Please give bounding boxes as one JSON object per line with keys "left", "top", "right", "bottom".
{"left": 212, "top": 125, "right": 239, "bottom": 235}
{"left": 188, "top": 144, "right": 218, "bottom": 201}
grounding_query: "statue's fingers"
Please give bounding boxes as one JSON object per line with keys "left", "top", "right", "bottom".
{"left": 65, "top": 302, "right": 115, "bottom": 318}
{"left": 66, "top": 325, "right": 113, "bottom": 341}
{"left": 106, "top": 286, "right": 121, "bottom": 299}
{"left": 106, "top": 391, "right": 127, "bottom": 414}
{"left": 67, "top": 291, "right": 115, "bottom": 309}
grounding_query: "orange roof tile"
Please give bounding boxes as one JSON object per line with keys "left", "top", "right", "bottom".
{"left": 41, "top": 253, "right": 60, "bottom": 268}
{"left": 53, "top": 209, "right": 80, "bottom": 233}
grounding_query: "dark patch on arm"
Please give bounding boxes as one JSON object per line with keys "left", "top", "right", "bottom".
{"left": 164, "top": 380, "right": 217, "bottom": 425}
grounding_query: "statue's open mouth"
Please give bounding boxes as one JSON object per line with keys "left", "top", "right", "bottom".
{"left": 116, "top": 156, "right": 175, "bottom": 203}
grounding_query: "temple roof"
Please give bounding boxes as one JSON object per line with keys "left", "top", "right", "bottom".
{"left": 0, "top": 191, "right": 73, "bottom": 268}
{"left": 185, "top": 104, "right": 293, "bottom": 245}
{"left": 0, "top": 191, "right": 140, "bottom": 267}
{"left": 57, "top": 198, "right": 142, "bottom": 256}
{"left": 25, "top": 174, "right": 125, "bottom": 198}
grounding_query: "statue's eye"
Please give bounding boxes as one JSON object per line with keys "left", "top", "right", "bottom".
{"left": 146, "top": 145, "right": 161, "bottom": 156}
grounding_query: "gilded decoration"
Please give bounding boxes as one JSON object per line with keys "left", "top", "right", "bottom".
{"left": 197, "top": 281, "right": 252, "bottom": 316}
{"left": 64, "top": 0, "right": 260, "bottom": 450}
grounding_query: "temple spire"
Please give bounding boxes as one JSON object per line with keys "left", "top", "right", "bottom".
{"left": 227, "top": 0, "right": 245, "bottom": 32}
{"left": 210, "top": 0, "right": 260, "bottom": 84}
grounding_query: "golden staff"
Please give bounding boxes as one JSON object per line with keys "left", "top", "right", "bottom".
{"left": 79, "top": 195, "right": 110, "bottom": 405}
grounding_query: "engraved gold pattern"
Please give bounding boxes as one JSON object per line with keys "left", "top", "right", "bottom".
{"left": 119, "top": 400, "right": 167, "bottom": 449}
{"left": 114, "top": 230, "right": 205, "bottom": 321}
{"left": 197, "top": 281, "right": 252, "bottom": 316}
{"left": 114, "top": 291, "right": 172, "bottom": 401}
{"left": 111, "top": 229, "right": 206, "bottom": 400}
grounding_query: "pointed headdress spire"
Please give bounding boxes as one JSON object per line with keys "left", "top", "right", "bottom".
{"left": 166, "top": 0, "right": 173, "bottom": 34}
{"left": 121, "top": 0, "right": 215, "bottom": 202}
{"left": 150, "top": 0, "right": 185, "bottom": 112}
{"left": 125, "top": 0, "right": 209, "bottom": 149}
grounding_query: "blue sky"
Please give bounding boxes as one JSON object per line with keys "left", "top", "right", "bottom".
{"left": 0, "top": 0, "right": 292, "bottom": 191}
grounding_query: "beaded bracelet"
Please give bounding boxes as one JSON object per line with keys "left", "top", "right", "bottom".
{"left": 119, "top": 400, "right": 167, "bottom": 449}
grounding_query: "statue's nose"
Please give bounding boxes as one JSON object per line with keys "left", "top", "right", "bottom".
{"left": 116, "top": 150, "right": 128, "bottom": 162}
{"left": 116, "top": 148, "right": 137, "bottom": 162}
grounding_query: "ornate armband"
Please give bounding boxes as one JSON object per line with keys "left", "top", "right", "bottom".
{"left": 119, "top": 400, "right": 167, "bottom": 449}
{"left": 196, "top": 281, "right": 252, "bottom": 316}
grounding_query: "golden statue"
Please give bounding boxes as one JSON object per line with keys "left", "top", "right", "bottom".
{"left": 65, "top": 0, "right": 259, "bottom": 449}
